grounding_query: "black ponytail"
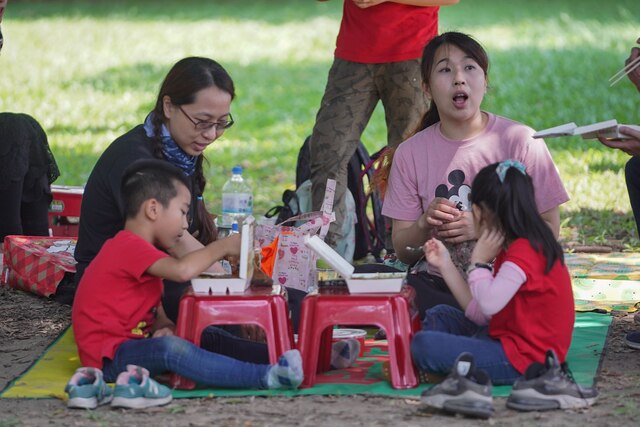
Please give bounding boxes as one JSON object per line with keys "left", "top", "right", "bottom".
{"left": 470, "top": 161, "right": 563, "bottom": 273}
{"left": 148, "top": 57, "right": 235, "bottom": 245}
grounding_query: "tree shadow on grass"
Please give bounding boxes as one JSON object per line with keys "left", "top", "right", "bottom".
{"left": 9, "top": 0, "right": 639, "bottom": 26}
{"left": 77, "top": 62, "right": 164, "bottom": 96}
{"left": 562, "top": 207, "right": 638, "bottom": 249}
{"left": 77, "top": 60, "right": 329, "bottom": 126}
{"left": 8, "top": 0, "right": 342, "bottom": 24}
{"left": 50, "top": 143, "right": 102, "bottom": 185}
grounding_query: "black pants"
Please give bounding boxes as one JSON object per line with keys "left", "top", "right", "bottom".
{"left": 0, "top": 180, "right": 50, "bottom": 241}
{"left": 626, "top": 156, "right": 640, "bottom": 237}
{"left": 405, "top": 271, "right": 461, "bottom": 320}
{"left": 200, "top": 326, "right": 270, "bottom": 364}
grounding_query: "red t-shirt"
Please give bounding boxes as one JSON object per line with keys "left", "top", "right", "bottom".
{"left": 72, "top": 230, "right": 169, "bottom": 368}
{"left": 489, "top": 238, "right": 575, "bottom": 373}
{"left": 335, "top": 1, "right": 439, "bottom": 63}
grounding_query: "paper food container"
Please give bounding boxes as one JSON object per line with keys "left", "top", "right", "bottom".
{"left": 191, "top": 216, "right": 255, "bottom": 294}
{"left": 304, "top": 235, "right": 405, "bottom": 293}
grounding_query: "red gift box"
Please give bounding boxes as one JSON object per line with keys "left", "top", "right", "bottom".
{"left": 2, "top": 235, "right": 76, "bottom": 297}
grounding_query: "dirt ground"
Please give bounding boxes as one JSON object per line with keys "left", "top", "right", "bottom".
{"left": 1, "top": 285, "right": 639, "bottom": 427}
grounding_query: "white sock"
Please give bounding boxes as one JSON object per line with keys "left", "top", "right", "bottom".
{"left": 330, "top": 338, "right": 361, "bottom": 369}
{"left": 266, "top": 349, "right": 304, "bottom": 390}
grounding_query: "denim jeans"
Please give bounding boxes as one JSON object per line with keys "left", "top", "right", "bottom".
{"left": 410, "top": 304, "right": 521, "bottom": 385}
{"left": 102, "top": 335, "right": 270, "bottom": 389}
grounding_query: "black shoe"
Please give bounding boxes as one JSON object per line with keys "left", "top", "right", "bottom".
{"left": 374, "top": 328, "right": 387, "bottom": 340}
{"left": 421, "top": 352, "right": 494, "bottom": 419}
{"left": 507, "top": 349, "right": 598, "bottom": 411}
{"left": 52, "top": 272, "right": 76, "bottom": 306}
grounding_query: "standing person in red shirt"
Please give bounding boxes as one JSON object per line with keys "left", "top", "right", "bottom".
{"left": 309, "top": 0, "right": 459, "bottom": 257}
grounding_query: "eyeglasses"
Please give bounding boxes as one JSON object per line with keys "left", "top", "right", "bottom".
{"left": 178, "top": 105, "right": 234, "bottom": 132}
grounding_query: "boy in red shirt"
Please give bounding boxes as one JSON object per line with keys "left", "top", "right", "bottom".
{"left": 67, "top": 160, "right": 302, "bottom": 410}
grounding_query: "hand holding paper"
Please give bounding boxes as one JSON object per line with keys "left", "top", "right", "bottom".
{"left": 533, "top": 120, "right": 640, "bottom": 140}
{"left": 597, "top": 126, "right": 640, "bottom": 157}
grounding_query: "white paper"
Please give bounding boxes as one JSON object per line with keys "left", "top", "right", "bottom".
{"left": 533, "top": 119, "right": 640, "bottom": 140}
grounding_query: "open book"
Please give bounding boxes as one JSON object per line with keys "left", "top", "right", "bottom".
{"left": 533, "top": 119, "right": 640, "bottom": 140}
{"left": 191, "top": 216, "right": 255, "bottom": 294}
{"left": 304, "top": 235, "right": 405, "bottom": 293}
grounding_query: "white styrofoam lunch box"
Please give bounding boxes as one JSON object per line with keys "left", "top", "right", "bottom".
{"left": 304, "top": 235, "right": 405, "bottom": 293}
{"left": 191, "top": 216, "right": 255, "bottom": 294}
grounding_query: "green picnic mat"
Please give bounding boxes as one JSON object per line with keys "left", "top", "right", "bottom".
{"left": 1, "top": 312, "right": 610, "bottom": 400}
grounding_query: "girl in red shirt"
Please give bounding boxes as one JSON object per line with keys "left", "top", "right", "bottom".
{"left": 410, "top": 160, "right": 574, "bottom": 384}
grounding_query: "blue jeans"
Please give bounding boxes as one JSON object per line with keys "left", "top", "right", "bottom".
{"left": 410, "top": 304, "right": 521, "bottom": 385}
{"left": 102, "top": 335, "right": 270, "bottom": 389}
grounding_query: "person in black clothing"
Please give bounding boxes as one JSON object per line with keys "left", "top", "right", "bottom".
{"left": 73, "top": 57, "right": 234, "bottom": 322}
{"left": 596, "top": 37, "right": 640, "bottom": 351}
{"left": 72, "top": 57, "right": 266, "bottom": 361}
{"left": 598, "top": 37, "right": 640, "bottom": 235}
{"left": 0, "top": 112, "right": 59, "bottom": 241}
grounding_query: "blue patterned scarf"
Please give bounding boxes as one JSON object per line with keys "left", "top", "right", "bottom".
{"left": 143, "top": 113, "right": 197, "bottom": 176}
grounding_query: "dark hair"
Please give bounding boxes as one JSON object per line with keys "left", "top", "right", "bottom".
{"left": 470, "top": 162, "right": 563, "bottom": 273}
{"left": 149, "top": 57, "right": 235, "bottom": 243}
{"left": 417, "top": 32, "right": 490, "bottom": 132}
{"left": 121, "top": 159, "right": 191, "bottom": 220}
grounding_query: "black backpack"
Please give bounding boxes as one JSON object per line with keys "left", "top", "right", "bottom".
{"left": 295, "top": 136, "right": 388, "bottom": 261}
{"left": 264, "top": 188, "right": 301, "bottom": 225}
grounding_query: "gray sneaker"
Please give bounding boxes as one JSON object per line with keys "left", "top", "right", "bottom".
{"left": 421, "top": 352, "right": 494, "bottom": 419}
{"left": 625, "top": 331, "right": 640, "bottom": 350}
{"left": 507, "top": 349, "right": 598, "bottom": 411}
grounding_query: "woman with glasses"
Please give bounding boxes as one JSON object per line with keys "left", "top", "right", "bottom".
{"left": 74, "top": 57, "right": 235, "bottom": 324}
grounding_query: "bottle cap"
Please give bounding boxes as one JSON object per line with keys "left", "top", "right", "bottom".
{"left": 232, "top": 165, "right": 243, "bottom": 175}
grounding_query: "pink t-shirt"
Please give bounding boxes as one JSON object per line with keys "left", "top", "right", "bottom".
{"left": 383, "top": 113, "right": 569, "bottom": 221}
{"left": 382, "top": 113, "right": 569, "bottom": 273}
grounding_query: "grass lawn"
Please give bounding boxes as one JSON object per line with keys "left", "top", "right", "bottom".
{"left": 1, "top": 0, "right": 639, "bottom": 249}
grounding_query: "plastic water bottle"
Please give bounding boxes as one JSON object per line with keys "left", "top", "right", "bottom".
{"left": 221, "top": 165, "right": 253, "bottom": 227}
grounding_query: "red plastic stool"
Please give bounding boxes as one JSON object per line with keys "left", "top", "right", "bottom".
{"left": 48, "top": 185, "right": 84, "bottom": 237}
{"left": 170, "top": 285, "right": 294, "bottom": 389}
{"left": 297, "top": 285, "right": 420, "bottom": 389}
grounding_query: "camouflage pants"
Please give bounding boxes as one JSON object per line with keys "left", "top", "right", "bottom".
{"left": 309, "top": 57, "right": 427, "bottom": 248}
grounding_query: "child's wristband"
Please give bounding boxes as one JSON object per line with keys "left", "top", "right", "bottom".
{"left": 466, "top": 262, "right": 493, "bottom": 276}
